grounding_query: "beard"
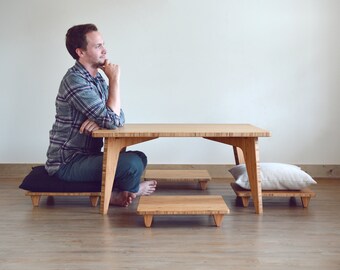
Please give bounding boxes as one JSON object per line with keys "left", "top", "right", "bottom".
{"left": 98, "top": 58, "right": 106, "bottom": 66}
{"left": 93, "top": 58, "right": 106, "bottom": 69}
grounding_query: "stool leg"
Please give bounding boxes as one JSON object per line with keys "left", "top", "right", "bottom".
{"left": 90, "top": 196, "right": 100, "bottom": 207}
{"left": 241, "top": 196, "right": 250, "bottom": 207}
{"left": 30, "top": 195, "right": 41, "bottom": 207}
{"left": 144, "top": 215, "right": 153, "bottom": 228}
{"left": 301, "top": 197, "right": 311, "bottom": 208}
{"left": 199, "top": 181, "right": 208, "bottom": 190}
{"left": 213, "top": 214, "right": 224, "bottom": 227}
{"left": 46, "top": 196, "right": 55, "bottom": 205}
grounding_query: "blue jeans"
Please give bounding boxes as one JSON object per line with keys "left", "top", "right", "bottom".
{"left": 56, "top": 151, "right": 147, "bottom": 193}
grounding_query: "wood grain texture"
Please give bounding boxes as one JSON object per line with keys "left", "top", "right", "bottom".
{"left": 144, "top": 169, "right": 212, "bottom": 182}
{"left": 136, "top": 195, "right": 229, "bottom": 215}
{"left": 144, "top": 169, "right": 211, "bottom": 190}
{"left": 230, "top": 183, "right": 316, "bottom": 198}
{"left": 2, "top": 176, "right": 340, "bottom": 269}
{"left": 94, "top": 124, "right": 269, "bottom": 215}
{"left": 25, "top": 192, "right": 101, "bottom": 207}
{"left": 92, "top": 124, "right": 271, "bottom": 138}
{"left": 230, "top": 182, "right": 316, "bottom": 208}
{"left": 137, "top": 195, "right": 229, "bottom": 228}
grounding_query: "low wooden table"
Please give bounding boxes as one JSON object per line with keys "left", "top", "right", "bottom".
{"left": 144, "top": 169, "right": 211, "bottom": 190}
{"left": 136, "top": 195, "right": 230, "bottom": 227}
{"left": 93, "top": 124, "right": 270, "bottom": 215}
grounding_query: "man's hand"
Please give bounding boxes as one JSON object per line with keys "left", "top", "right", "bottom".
{"left": 99, "top": 59, "right": 120, "bottom": 82}
{"left": 99, "top": 59, "right": 121, "bottom": 115}
{"left": 79, "top": 119, "right": 100, "bottom": 135}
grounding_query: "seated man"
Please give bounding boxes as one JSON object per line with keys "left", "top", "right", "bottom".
{"left": 45, "top": 23, "right": 156, "bottom": 207}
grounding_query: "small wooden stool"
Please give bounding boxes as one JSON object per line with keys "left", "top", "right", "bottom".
{"left": 230, "top": 183, "right": 316, "bottom": 208}
{"left": 26, "top": 192, "right": 101, "bottom": 207}
{"left": 137, "top": 195, "right": 229, "bottom": 227}
{"left": 144, "top": 170, "right": 211, "bottom": 190}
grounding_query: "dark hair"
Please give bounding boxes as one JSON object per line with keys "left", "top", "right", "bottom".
{"left": 65, "top": 24, "right": 98, "bottom": 60}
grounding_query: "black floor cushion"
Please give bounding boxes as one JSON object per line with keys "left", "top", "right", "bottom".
{"left": 19, "top": 166, "right": 101, "bottom": 192}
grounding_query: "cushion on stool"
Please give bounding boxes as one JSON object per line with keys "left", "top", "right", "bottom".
{"left": 19, "top": 166, "right": 101, "bottom": 192}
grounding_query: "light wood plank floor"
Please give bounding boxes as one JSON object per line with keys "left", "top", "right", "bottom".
{"left": 0, "top": 176, "right": 339, "bottom": 270}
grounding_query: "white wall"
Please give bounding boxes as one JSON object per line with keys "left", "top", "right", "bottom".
{"left": 1, "top": 0, "right": 339, "bottom": 164}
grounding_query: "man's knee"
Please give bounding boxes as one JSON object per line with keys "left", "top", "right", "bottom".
{"left": 127, "top": 152, "right": 146, "bottom": 176}
{"left": 131, "top": 151, "right": 147, "bottom": 169}
{"left": 117, "top": 151, "right": 147, "bottom": 178}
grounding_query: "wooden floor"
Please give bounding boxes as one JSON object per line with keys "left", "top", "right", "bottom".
{"left": 1, "top": 176, "right": 340, "bottom": 270}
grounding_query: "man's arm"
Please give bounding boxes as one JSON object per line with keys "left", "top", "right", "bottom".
{"left": 79, "top": 119, "right": 100, "bottom": 135}
{"left": 63, "top": 67, "right": 125, "bottom": 130}
{"left": 100, "top": 60, "right": 121, "bottom": 116}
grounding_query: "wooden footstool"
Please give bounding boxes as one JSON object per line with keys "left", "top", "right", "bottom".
{"left": 144, "top": 170, "right": 211, "bottom": 190}
{"left": 26, "top": 192, "right": 101, "bottom": 207}
{"left": 137, "top": 195, "right": 229, "bottom": 227}
{"left": 230, "top": 182, "right": 316, "bottom": 208}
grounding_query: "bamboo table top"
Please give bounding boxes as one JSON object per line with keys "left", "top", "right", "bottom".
{"left": 92, "top": 124, "right": 271, "bottom": 138}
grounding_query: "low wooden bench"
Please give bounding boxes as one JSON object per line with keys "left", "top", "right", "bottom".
{"left": 230, "top": 182, "right": 316, "bottom": 208}
{"left": 26, "top": 192, "right": 101, "bottom": 207}
{"left": 136, "top": 195, "right": 229, "bottom": 227}
{"left": 143, "top": 170, "right": 211, "bottom": 190}
{"left": 19, "top": 166, "right": 102, "bottom": 208}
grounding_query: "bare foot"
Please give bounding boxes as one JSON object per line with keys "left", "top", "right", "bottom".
{"left": 110, "top": 190, "right": 136, "bottom": 207}
{"left": 136, "top": 180, "right": 157, "bottom": 196}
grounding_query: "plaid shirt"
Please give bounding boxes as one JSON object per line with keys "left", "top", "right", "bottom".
{"left": 45, "top": 61, "right": 125, "bottom": 175}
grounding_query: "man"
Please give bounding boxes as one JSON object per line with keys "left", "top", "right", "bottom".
{"left": 45, "top": 24, "right": 156, "bottom": 207}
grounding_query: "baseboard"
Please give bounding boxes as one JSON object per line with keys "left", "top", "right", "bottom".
{"left": 1, "top": 163, "right": 340, "bottom": 180}
{"left": 0, "top": 163, "right": 42, "bottom": 179}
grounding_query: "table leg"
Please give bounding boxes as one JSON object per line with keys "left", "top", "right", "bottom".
{"left": 100, "top": 137, "right": 158, "bottom": 215}
{"left": 204, "top": 137, "right": 263, "bottom": 214}
{"left": 233, "top": 146, "right": 245, "bottom": 165}
{"left": 100, "top": 138, "right": 123, "bottom": 215}
{"left": 241, "top": 138, "right": 262, "bottom": 214}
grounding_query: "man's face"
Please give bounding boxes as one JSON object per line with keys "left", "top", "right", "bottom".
{"left": 81, "top": 31, "right": 107, "bottom": 68}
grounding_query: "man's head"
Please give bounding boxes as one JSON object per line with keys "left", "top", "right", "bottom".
{"left": 66, "top": 23, "right": 107, "bottom": 68}
{"left": 66, "top": 23, "right": 99, "bottom": 60}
